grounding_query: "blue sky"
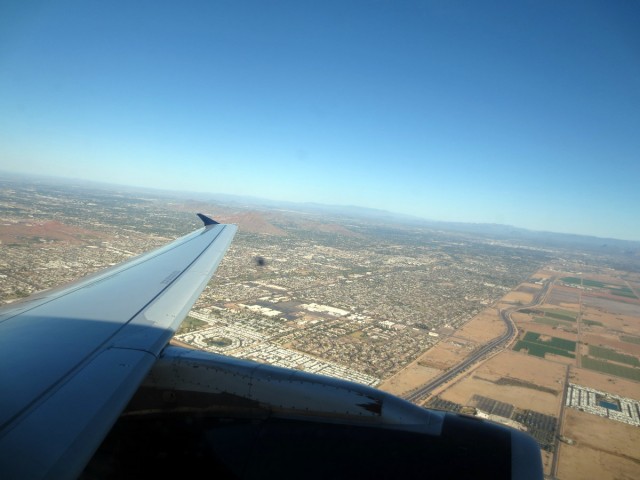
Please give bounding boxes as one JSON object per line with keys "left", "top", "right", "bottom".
{"left": 1, "top": 1, "right": 639, "bottom": 240}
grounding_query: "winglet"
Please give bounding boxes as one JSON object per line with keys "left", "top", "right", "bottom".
{"left": 197, "top": 213, "right": 220, "bottom": 226}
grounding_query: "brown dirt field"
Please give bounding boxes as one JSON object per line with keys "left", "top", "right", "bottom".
{"left": 500, "top": 291, "right": 534, "bottom": 304}
{"left": 455, "top": 308, "right": 505, "bottom": 343}
{"left": 583, "top": 295, "right": 640, "bottom": 318}
{"left": 539, "top": 302, "right": 580, "bottom": 314}
{"left": 557, "top": 443, "right": 640, "bottom": 480}
{"left": 533, "top": 270, "right": 556, "bottom": 280}
{"left": 439, "top": 350, "right": 566, "bottom": 416}
{"left": 545, "top": 353, "right": 575, "bottom": 365}
{"left": 416, "top": 340, "right": 473, "bottom": 370}
{"left": 568, "top": 367, "right": 640, "bottom": 399}
{"left": 583, "top": 273, "right": 633, "bottom": 285}
{"left": 579, "top": 325, "right": 606, "bottom": 338}
{"left": 546, "top": 286, "right": 581, "bottom": 306}
{"left": 517, "top": 282, "right": 542, "bottom": 294}
{"left": 511, "top": 312, "right": 531, "bottom": 323}
{"left": 546, "top": 298, "right": 581, "bottom": 310}
{"left": 0, "top": 220, "right": 105, "bottom": 245}
{"left": 583, "top": 333, "right": 640, "bottom": 357}
{"left": 555, "top": 302, "right": 582, "bottom": 310}
{"left": 557, "top": 409, "right": 640, "bottom": 480}
{"left": 619, "top": 317, "right": 640, "bottom": 337}
{"left": 582, "top": 305, "right": 640, "bottom": 335}
{"left": 588, "top": 289, "right": 640, "bottom": 305}
{"left": 581, "top": 305, "right": 616, "bottom": 321}
{"left": 379, "top": 363, "right": 442, "bottom": 396}
{"left": 580, "top": 312, "right": 608, "bottom": 325}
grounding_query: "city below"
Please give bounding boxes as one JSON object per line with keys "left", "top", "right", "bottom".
{"left": 1, "top": 176, "right": 639, "bottom": 479}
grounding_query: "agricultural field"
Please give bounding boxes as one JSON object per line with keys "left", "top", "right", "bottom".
{"left": 581, "top": 303, "right": 639, "bottom": 334}
{"left": 534, "top": 317, "right": 566, "bottom": 327}
{"left": 582, "top": 319, "right": 603, "bottom": 327}
{"left": 519, "top": 307, "right": 577, "bottom": 322}
{"left": 581, "top": 357, "right": 640, "bottom": 382}
{"left": 560, "top": 276, "right": 639, "bottom": 299}
{"left": 546, "top": 285, "right": 581, "bottom": 306}
{"left": 517, "top": 305, "right": 582, "bottom": 332}
{"left": 621, "top": 334, "right": 640, "bottom": 345}
{"left": 514, "top": 332, "right": 576, "bottom": 359}
{"left": 588, "top": 345, "right": 640, "bottom": 367}
{"left": 541, "top": 309, "right": 578, "bottom": 322}
{"left": 582, "top": 333, "right": 640, "bottom": 357}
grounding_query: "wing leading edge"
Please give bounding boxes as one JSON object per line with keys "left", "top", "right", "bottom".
{"left": 0, "top": 215, "right": 237, "bottom": 479}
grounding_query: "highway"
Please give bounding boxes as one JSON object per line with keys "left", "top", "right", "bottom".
{"left": 404, "top": 280, "right": 551, "bottom": 404}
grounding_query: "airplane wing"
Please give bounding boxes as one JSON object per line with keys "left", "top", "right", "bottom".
{"left": 0, "top": 214, "right": 543, "bottom": 479}
{"left": 0, "top": 215, "right": 237, "bottom": 479}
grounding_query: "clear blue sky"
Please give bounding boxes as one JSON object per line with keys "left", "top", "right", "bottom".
{"left": 1, "top": 1, "right": 639, "bottom": 240}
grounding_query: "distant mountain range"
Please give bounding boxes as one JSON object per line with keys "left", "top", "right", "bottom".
{"left": 182, "top": 191, "right": 640, "bottom": 254}
{"left": 3, "top": 171, "right": 639, "bottom": 253}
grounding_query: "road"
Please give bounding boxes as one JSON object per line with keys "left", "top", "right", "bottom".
{"left": 404, "top": 280, "right": 551, "bottom": 403}
{"left": 551, "top": 364, "right": 571, "bottom": 477}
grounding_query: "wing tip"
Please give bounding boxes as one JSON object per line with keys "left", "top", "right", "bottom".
{"left": 197, "top": 213, "right": 220, "bottom": 226}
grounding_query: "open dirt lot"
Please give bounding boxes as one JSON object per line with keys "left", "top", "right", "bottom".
{"left": 557, "top": 409, "right": 640, "bottom": 480}
{"left": 593, "top": 273, "right": 637, "bottom": 285}
{"left": 454, "top": 308, "right": 505, "bottom": 343}
{"left": 414, "top": 339, "right": 474, "bottom": 370}
{"left": 0, "top": 220, "right": 106, "bottom": 245}
{"left": 510, "top": 312, "right": 531, "bottom": 323}
{"left": 532, "top": 270, "right": 556, "bottom": 281}
{"left": 379, "top": 362, "right": 442, "bottom": 396}
{"left": 439, "top": 350, "right": 566, "bottom": 416}
{"left": 544, "top": 353, "right": 575, "bottom": 365}
{"left": 516, "top": 282, "right": 542, "bottom": 294}
{"left": 582, "top": 304, "right": 640, "bottom": 335}
{"left": 500, "top": 291, "right": 534, "bottom": 305}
